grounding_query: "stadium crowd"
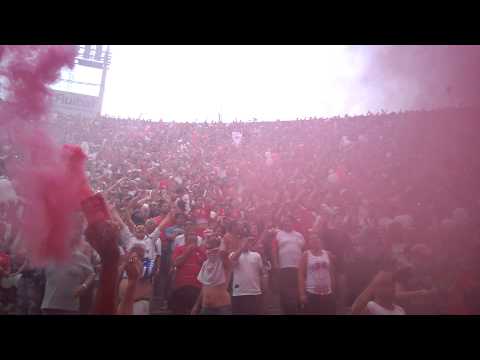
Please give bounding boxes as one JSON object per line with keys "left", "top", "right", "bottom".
{"left": 1, "top": 107, "right": 480, "bottom": 315}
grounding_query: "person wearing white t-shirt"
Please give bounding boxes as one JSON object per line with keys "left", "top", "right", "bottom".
{"left": 272, "top": 217, "right": 305, "bottom": 314}
{"left": 229, "top": 236, "right": 265, "bottom": 314}
{"left": 298, "top": 232, "right": 336, "bottom": 314}
{"left": 41, "top": 245, "right": 95, "bottom": 315}
{"left": 351, "top": 271, "right": 406, "bottom": 315}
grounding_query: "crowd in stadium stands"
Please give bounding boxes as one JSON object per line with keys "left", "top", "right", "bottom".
{"left": 1, "top": 107, "right": 480, "bottom": 315}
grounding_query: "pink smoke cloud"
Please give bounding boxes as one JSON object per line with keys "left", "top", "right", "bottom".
{"left": 0, "top": 45, "right": 92, "bottom": 265}
{"left": 347, "top": 45, "right": 480, "bottom": 112}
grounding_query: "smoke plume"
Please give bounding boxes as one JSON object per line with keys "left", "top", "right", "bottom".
{"left": 348, "top": 45, "right": 480, "bottom": 112}
{"left": 0, "top": 45, "right": 92, "bottom": 264}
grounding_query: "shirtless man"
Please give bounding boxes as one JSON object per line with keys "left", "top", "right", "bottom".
{"left": 114, "top": 209, "right": 173, "bottom": 315}
{"left": 191, "top": 235, "right": 232, "bottom": 315}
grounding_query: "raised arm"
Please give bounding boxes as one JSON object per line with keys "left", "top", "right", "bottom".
{"left": 117, "top": 253, "right": 142, "bottom": 315}
{"left": 351, "top": 284, "right": 375, "bottom": 315}
{"left": 311, "top": 213, "right": 323, "bottom": 233}
{"left": 351, "top": 271, "right": 389, "bottom": 315}
{"left": 111, "top": 207, "right": 128, "bottom": 229}
{"left": 126, "top": 192, "right": 146, "bottom": 215}
{"left": 124, "top": 196, "right": 144, "bottom": 233}
{"left": 274, "top": 202, "right": 288, "bottom": 222}
{"left": 104, "top": 177, "right": 127, "bottom": 197}
{"left": 150, "top": 207, "right": 176, "bottom": 239}
{"left": 293, "top": 188, "right": 307, "bottom": 204}
{"left": 395, "top": 282, "right": 432, "bottom": 303}
{"left": 158, "top": 208, "right": 175, "bottom": 230}
{"left": 85, "top": 221, "right": 121, "bottom": 315}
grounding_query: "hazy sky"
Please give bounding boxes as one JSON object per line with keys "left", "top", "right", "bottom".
{"left": 54, "top": 45, "right": 370, "bottom": 122}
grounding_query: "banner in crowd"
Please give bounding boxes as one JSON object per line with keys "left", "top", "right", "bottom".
{"left": 51, "top": 90, "right": 100, "bottom": 117}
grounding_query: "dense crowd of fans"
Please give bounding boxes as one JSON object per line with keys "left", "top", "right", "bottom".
{"left": 1, "top": 107, "right": 480, "bottom": 315}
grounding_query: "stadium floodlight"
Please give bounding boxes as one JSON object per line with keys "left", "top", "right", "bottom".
{"left": 95, "top": 46, "right": 103, "bottom": 61}
{"left": 84, "top": 45, "right": 92, "bottom": 59}
{"left": 54, "top": 45, "right": 112, "bottom": 116}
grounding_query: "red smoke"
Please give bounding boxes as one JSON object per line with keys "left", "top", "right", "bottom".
{"left": 0, "top": 45, "right": 92, "bottom": 264}
{"left": 0, "top": 46, "right": 77, "bottom": 118}
{"left": 348, "top": 45, "right": 480, "bottom": 112}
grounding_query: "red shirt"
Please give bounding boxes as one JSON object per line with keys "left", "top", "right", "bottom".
{"left": 172, "top": 245, "right": 206, "bottom": 289}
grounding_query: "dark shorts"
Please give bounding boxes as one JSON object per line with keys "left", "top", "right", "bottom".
{"left": 303, "top": 292, "right": 336, "bottom": 315}
{"left": 157, "top": 241, "right": 174, "bottom": 300}
{"left": 232, "top": 294, "right": 263, "bottom": 315}
{"left": 16, "top": 275, "right": 44, "bottom": 315}
{"left": 79, "top": 285, "right": 95, "bottom": 314}
{"left": 169, "top": 286, "right": 201, "bottom": 315}
{"left": 199, "top": 305, "right": 232, "bottom": 315}
{"left": 278, "top": 267, "right": 299, "bottom": 315}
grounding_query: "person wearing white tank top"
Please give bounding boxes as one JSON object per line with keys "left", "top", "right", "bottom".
{"left": 298, "top": 232, "right": 336, "bottom": 314}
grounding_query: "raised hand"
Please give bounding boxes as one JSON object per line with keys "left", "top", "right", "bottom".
{"left": 125, "top": 252, "right": 143, "bottom": 281}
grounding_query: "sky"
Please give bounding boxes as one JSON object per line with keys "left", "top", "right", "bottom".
{"left": 52, "top": 45, "right": 372, "bottom": 122}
